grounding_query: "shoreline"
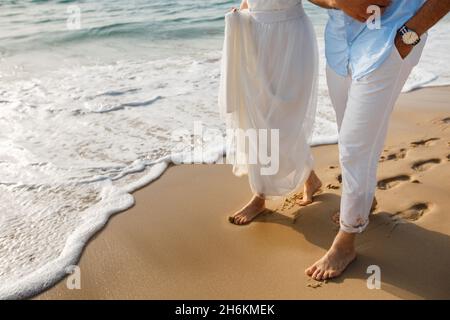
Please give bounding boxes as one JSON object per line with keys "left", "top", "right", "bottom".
{"left": 36, "top": 86, "right": 450, "bottom": 300}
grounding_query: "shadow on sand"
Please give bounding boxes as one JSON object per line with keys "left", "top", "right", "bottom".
{"left": 258, "top": 193, "right": 450, "bottom": 299}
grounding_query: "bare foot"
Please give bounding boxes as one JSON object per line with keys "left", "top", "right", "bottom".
{"left": 305, "top": 231, "right": 357, "bottom": 281}
{"left": 229, "top": 195, "right": 266, "bottom": 225}
{"left": 297, "top": 171, "right": 322, "bottom": 206}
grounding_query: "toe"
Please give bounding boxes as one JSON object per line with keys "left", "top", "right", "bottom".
{"left": 322, "top": 271, "right": 330, "bottom": 280}
{"left": 315, "top": 270, "right": 325, "bottom": 281}
{"left": 329, "top": 270, "right": 340, "bottom": 279}
{"left": 312, "top": 268, "right": 321, "bottom": 280}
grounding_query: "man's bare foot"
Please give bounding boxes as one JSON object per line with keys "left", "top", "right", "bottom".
{"left": 305, "top": 231, "right": 357, "bottom": 281}
{"left": 297, "top": 171, "right": 322, "bottom": 206}
{"left": 229, "top": 195, "right": 266, "bottom": 225}
{"left": 332, "top": 197, "right": 378, "bottom": 225}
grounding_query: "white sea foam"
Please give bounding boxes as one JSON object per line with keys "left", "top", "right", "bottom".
{"left": 0, "top": 14, "right": 449, "bottom": 299}
{"left": 403, "top": 24, "right": 450, "bottom": 92}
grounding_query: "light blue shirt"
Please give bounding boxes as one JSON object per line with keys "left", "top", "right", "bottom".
{"left": 325, "top": 0, "right": 426, "bottom": 80}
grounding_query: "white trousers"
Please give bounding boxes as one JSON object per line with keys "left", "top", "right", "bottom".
{"left": 327, "top": 38, "right": 426, "bottom": 233}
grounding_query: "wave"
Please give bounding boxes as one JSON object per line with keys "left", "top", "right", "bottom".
{"left": 0, "top": 0, "right": 229, "bottom": 52}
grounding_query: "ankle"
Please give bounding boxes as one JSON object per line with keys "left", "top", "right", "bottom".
{"left": 307, "top": 171, "right": 321, "bottom": 186}
{"left": 251, "top": 195, "right": 265, "bottom": 206}
{"left": 333, "top": 231, "right": 356, "bottom": 252}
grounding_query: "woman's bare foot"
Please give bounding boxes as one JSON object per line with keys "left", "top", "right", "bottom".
{"left": 297, "top": 171, "right": 322, "bottom": 206}
{"left": 229, "top": 195, "right": 266, "bottom": 225}
{"left": 305, "top": 231, "right": 357, "bottom": 281}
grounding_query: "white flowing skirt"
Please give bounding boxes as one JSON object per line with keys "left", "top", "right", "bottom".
{"left": 219, "top": 4, "right": 318, "bottom": 199}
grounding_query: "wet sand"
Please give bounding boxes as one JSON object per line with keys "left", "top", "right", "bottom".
{"left": 37, "top": 86, "right": 450, "bottom": 300}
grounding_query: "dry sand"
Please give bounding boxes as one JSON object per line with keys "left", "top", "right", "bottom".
{"left": 37, "top": 86, "right": 450, "bottom": 300}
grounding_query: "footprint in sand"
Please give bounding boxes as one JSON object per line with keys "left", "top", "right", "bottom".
{"left": 447, "top": 154, "right": 450, "bottom": 162}
{"left": 392, "top": 203, "right": 430, "bottom": 222}
{"left": 410, "top": 138, "right": 440, "bottom": 148}
{"left": 441, "top": 117, "right": 450, "bottom": 124}
{"left": 326, "top": 183, "right": 340, "bottom": 190}
{"left": 307, "top": 277, "right": 328, "bottom": 288}
{"left": 411, "top": 158, "right": 441, "bottom": 172}
{"left": 380, "top": 148, "right": 407, "bottom": 162}
{"left": 279, "top": 192, "right": 310, "bottom": 211}
{"left": 377, "top": 175, "right": 410, "bottom": 190}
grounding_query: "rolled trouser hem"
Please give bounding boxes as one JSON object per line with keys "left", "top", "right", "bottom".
{"left": 340, "top": 220, "right": 369, "bottom": 234}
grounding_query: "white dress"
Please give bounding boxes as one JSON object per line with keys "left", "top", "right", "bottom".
{"left": 219, "top": 0, "right": 318, "bottom": 199}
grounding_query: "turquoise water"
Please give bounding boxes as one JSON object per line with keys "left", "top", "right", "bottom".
{"left": 0, "top": 1, "right": 327, "bottom": 57}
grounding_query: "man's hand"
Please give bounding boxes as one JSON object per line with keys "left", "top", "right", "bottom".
{"left": 394, "top": 0, "right": 450, "bottom": 59}
{"left": 394, "top": 33, "right": 413, "bottom": 60}
{"left": 332, "top": 0, "right": 391, "bottom": 22}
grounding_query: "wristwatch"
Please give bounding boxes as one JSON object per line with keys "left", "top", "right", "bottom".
{"left": 398, "top": 25, "right": 421, "bottom": 46}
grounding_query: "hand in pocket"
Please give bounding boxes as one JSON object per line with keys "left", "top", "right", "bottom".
{"left": 394, "top": 33, "right": 414, "bottom": 60}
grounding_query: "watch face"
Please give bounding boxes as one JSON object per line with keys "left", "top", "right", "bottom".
{"left": 402, "top": 31, "right": 419, "bottom": 45}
